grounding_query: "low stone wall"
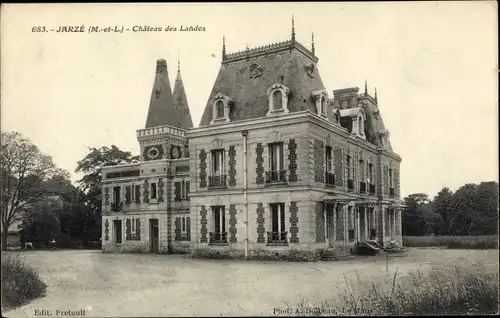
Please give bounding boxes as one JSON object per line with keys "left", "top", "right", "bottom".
{"left": 192, "top": 248, "right": 327, "bottom": 262}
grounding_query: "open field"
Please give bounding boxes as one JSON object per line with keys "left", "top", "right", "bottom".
{"left": 403, "top": 235, "right": 499, "bottom": 248}
{"left": 2, "top": 248, "right": 498, "bottom": 317}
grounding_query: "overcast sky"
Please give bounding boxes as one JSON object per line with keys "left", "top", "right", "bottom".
{"left": 1, "top": 2, "right": 498, "bottom": 198}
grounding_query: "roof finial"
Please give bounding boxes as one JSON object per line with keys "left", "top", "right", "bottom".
{"left": 374, "top": 87, "right": 378, "bottom": 103}
{"left": 177, "top": 50, "right": 180, "bottom": 72}
{"left": 222, "top": 33, "right": 226, "bottom": 61}
{"left": 364, "top": 79, "right": 368, "bottom": 96}
{"left": 311, "top": 33, "right": 315, "bottom": 55}
{"left": 291, "top": 15, "right": 296, "bottom": 42}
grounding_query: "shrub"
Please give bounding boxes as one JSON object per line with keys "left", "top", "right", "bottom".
{"left": 304, "top": 264, "right": 499, "bottom": 316}
{"left": 191, "top": 248, "right": 324, "bottom": 262}
{"left": 1, "top": 255, "right": 47, "bottom": 310}
{"left": 403, "top": 235, "right": 498, "bottom": 249}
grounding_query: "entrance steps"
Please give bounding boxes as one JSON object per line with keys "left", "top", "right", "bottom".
{"left": 321, "top": 248, "right": 354, "bottom": 261}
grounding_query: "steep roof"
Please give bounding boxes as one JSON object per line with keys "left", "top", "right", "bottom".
{"left": 145, "top": 59, "right": 175, "bottom": 128}
{"left": 198, "top": 40, "right": 327, "bottom": 126}
{"left": 172, "top": 62, "right": 194, "bottom": 129}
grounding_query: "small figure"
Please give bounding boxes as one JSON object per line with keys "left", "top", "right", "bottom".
{"left": 50, "top": 238, "right": 56, "bottom": 250}
{"left": 24, "top": 242, "right": 34, "bottom": 250}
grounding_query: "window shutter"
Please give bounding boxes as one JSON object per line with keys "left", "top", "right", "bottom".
{"left": 334, "top": 148, "right": 343, "bottom": 187}
{"left": 394, "top": 169, "right": 400, "bottom": 197}
{"left": 174, "top": 182, "right": 181, "bottom": 201}
{"left": 255, "top": 143, "right": 264, "bottom": 184}
{"left": 175, "top": 217, "right": 181, "bottom": 240}
{"left": 136, "top": 218, "right": 141, "bottom": 240}
{"left": 186, "top": 217, "right": 191, "bottom": 240}
{"left": 186, "top": 181, "right": 190, "bottom": 200}
{"left": 126, "top": 219, "right": 131, "bottom": 240}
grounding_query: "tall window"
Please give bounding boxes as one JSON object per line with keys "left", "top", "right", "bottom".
{"left": 320, "top": 96, "right": 326, "bottom": 115}
{"left": 368, "top": 163, "right": 374, "bottom": 184}
{"left": 269, "top": 142, "right": 284, "bottom": 172}
{"left": 134, "top": 185, "right": 141, "bottom": 203}
{"left": 272, "top": 90, "right": 283, "bottom": 110}
{"left": 175, "top": 180, "right": 190, "bottom": 201}
{"left": 212, "top": 206, "right": 225, "bottom": 234}
{"left": 150, "top": 183, "right": 157, "bottom": 200}
{"left": 216, "top": 101, "right": 224, "bottom": 118}
{"left": 131, "top": 217, "right": 135, "bottom": 233}
{"left": 270, "top": 203, "right": 286, "bottom": 241}
{"left": 389, "top": 168, "right": 393, "bottom": 188}
{"left": 211, "top": 149, "right": 225, "bottom": 176}
{"left": 125, "top": 186, "right": 131, "bottom": 204}
{"left": 113, "top": 186, "right": 121, "bottom": 205}
{"left": 346, "top": 155, "right": 352, "bottom": 179}
{"left": 359, "top": 160, "right": 365, "bottom": 182}
{"left": 325, "top": 146, "right": 333, "bottom": 172}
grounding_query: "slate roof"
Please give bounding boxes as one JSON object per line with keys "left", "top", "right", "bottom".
{"left": 172, "top": 66, "right": 194, "bottom": 129}
{"left": 198, "top": 40, "right": 327, "bottom": 126}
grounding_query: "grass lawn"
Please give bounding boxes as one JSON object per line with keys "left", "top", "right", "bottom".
{"left": 2, "top": 248, "right": 498, "bottom": 317}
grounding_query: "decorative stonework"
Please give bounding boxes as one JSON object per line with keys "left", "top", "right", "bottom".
{"left": 288, "top": 139, "right": 297, "bottom": 182}
{"left": 249, "top": 63, "right": 263, "bottom": 79}
{"left": 104, "top": 219, "right": 109, "bottom": 240}
{"left": 314, "top": 140, "right": 324, "bottom": 182}
{"left": 256, "top": 203, "right": 265, "bottom": 243}
{"left": 171, "top": 145, "right": 181, "bottom": 159}
{"left": 334, "top": 148, "right": 343, "bottom": 187}
{"left": 307, "top": 63, "right": 315, "bottom": 78}
{"left": 199, "top": 149, "right": 207, "bottom": 188}
{"left": 394, "top": 169, "right": 400, "bottom": 197}
{"left": 158, "top": 178, "right": 164, "bottom": 202}
{"left": 289, "top": 201, "right": 299, "bottom": 243}
{"left": 186, "top": 217, "right": 191, "bottom": 241}
{"left": 229, "top": 204, "right": 237, "bottom": 243}
{"left": 228, "top": 146, "right": 236, "bottom": 187}
{"left": 104, "top": 187, "right": 109, "bottom": 205}
{"left": 256, "top": 143, "right": 264, "bottom": 184}
{"left": 143, "top": 180, "right": 149, "bottom": 203}
{"left": 126, "top": 219, "right": 131, "bottom": 240}
{"left": 175, "top": 217, "right": 181, "bottom": 241}
{"left": 383, "top": 165, "right": 389, "bottom": 195}
{"left": 136, "top": 218, "right": 141, "bottom": 240}
{"left": 315, "top": 202, "right": 325, "bottom": 242}
{"left": 200, "top": 206, "right": 207, "bottom": 243}
{"left": 144, "top": 145, "right": 164, "bottom": 161}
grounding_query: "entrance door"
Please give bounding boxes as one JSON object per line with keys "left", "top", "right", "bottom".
{"left": 326, "top": 204, "right": 336, "bottom": 248}
{"left": 149, "top": 219, "right": 159, "bottom": 253}
{"left": 113, "top": 220, "right": 122, "bottom": 244}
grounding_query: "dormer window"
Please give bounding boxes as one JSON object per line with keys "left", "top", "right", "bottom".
{"left": 266, "top": 83, "right": 291, "bottom": 117}
{"left": 312, "top": 89, "right": 329, "bottom": 118}
{"left": 210, "top": 93, "right": 233, "bottom": 125}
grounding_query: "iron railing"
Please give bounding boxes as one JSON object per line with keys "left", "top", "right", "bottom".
{"left": 208, "top": 175, "right": 227, "bottom": 188}
{"left": 325, "top": 172, "right": 336, "bottom": 186}
{"left": 266, "top": 170, "right": 287, "bottom": 183}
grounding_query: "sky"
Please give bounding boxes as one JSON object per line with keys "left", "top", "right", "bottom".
{"left": 1, "top": 2, "right": 498, "bottom": 198}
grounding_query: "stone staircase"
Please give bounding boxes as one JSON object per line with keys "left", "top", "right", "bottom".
{"left": 321, "top": 248, "right": 354, "bottom": 261}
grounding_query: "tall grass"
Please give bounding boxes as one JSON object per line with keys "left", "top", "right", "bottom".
{"left": 1, "top": 254, "right": 47, "bottom": 310}
{"left": 298, "top": 264, "right": 499, "bottom": 316}
{"left": 403, "top": 235, "right": 498, "bottom": 249}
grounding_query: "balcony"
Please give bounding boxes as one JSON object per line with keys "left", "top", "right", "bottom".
{"left": 266, "top": 170, "right": 287, "bottom": 184}
{"left": 208, "top": 175, "right": 227, "bottom": 189}
{"left": 369, "top": 184, "right": 376, "bottom": 195}
{"left": 359, "top": 182, "right": 366, "bottom": 193}
{"left": 267, "top": 231, "right": 288, "bottom": 246}
{"left": 369, "top": 228, "right": 377, "bottom": 239}
{"left": 209, "top": 232, "right": 228, "bottom": 245}
{"left": 111, "top": 202, "right": 123, "bottom": 212}
{"left": 325, "top": 172, "right": 336, "bottom": 186}
{"left": 389, "top": 187, "right": 395, "bottom": 197}
{"left": 347, "top": 179, "right": 354, "bottom": 191}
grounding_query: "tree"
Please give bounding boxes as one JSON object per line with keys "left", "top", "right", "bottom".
{"left": 467, "top": 182, "right": 498, "bottom": 235}
{"left": 402, "top": 193, "right": 431, "bottom": 236}
{"left": 433, "top": 187, "right": 454, "bottom": 235}
{"left": 0, "top": 132, "right": 66, "bottom": 250}
{"left": 75, "top": 146, "right": 139, "bottom": 241}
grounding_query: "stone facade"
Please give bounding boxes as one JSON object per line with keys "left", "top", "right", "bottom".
{"left": 101, "top": 24, "right": 404, "bottom": 256}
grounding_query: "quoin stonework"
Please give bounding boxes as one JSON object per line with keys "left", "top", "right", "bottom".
{"left": 101, "top": 19, "right": 404, "bottom": 257}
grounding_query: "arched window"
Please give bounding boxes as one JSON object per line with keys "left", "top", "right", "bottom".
{"left": 358, "top": 116, "right": 364, "bottom": 135}
{"left": 216, "top": 101, "right": 224, "bottom": 118}
{"left": 273, "top": 90, "right": 283, "bottom": 110}
{"left": 320, "top": 97, "right": 326, "bottom": 115}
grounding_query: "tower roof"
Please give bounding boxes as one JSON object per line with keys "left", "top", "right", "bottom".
{"left": 145, "top": 59, "right": 176, "bottom": 128}
{"left": 198, "top": 39, "right": 325, "bottom": 126}
{"left": 172, "top": 59, "right": 194, "bottom": 129}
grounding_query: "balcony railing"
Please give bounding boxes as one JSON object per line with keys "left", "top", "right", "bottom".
{"left": 325, "top": 172, "right": 336, "bottom": 186}
{"left": 267, "top": 231, "right": 288, "bottom": 245}
{"left": 208, "top": 175, "right": 227, "bottom": 188}
{"left": 348, "top": 229, "right": 355, "bottom": 241}
{"left": 111, "top": 202, "right": 123, "bottom": 212}
{"left": 209, "top": 232, "right": 227, "bottom": 244}
{"left": 389, "top": 187, "right": 395, "bottom": 197}
{"left": 347, "top": 179, "right": 354, "bottom": 191}
{"left": 266, "top": 170, "right": 287, "bottom": 184}
{"left": 359, "top": 182, "right": 366, "bottom": 193}
{"left": 369, "top": 228, "right": 377, "bottom": 239}
{"left": 369, "top": 184, "right": 376, "bottom": 195}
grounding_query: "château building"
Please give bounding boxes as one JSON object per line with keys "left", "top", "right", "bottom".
{"left": 101, "top": 21, "right": 404, "bottom": 257}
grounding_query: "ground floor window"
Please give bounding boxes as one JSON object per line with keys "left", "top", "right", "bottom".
{"left": 210, "top": 206, "right": 226, "bottom": 243}
{"left": 268, "top": 203, "right": 287, "bottom": 243}
{"left": 175, "top": 216, "right": 190, "bottom": 241}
